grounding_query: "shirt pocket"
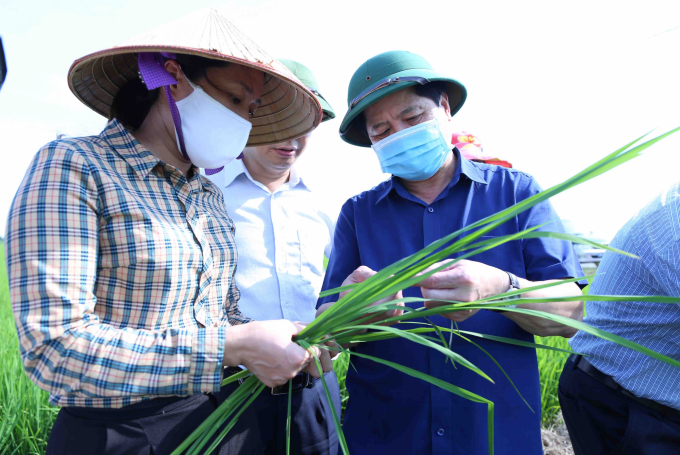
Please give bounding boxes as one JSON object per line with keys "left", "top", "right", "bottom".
{"left": 298, "top": 230, "right": 327, "bottom": 294}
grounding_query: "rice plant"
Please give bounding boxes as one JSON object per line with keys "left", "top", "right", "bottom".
{"left": 538, "top": 277, "right": 593, "bottom": 428}
{"left": 332, "top": 351, "right": 350, "bottom": 419}
{"left": 172, "top": 128, "right": 680, "bottom": 455}
{"left": 536, "top": 336, "right": 571, "bottom": 428}
{"left": 0, "top": 242, "right": 57, "bottom": 455}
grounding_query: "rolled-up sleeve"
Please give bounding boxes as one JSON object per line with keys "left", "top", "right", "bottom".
{"left": 6, "top": 143, "right": 224, "bottom": 406}
{"left": 516, "top": 175, "right": 587, "bottom": 286}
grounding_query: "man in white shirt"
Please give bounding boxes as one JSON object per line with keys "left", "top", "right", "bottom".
{"left": 208, "top": 59, "right": 340, "bottom": 454}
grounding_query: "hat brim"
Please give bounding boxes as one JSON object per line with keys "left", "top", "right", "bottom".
{"left": 339, "top": 68, "right": 466, "bottom": 147}
{"left": 68, "top": 45, "right": 323, "bottom": 147}
{"left": 318, "top": 95, "right": 336, "bottom": 122}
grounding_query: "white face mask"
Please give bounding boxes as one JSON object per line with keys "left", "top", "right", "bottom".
{"left": 174, "top": 79, "right": 253, "bottom": 169}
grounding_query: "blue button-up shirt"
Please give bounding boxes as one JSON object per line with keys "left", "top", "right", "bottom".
{"left": 319, "top": 150, "right": 584, "bottom": 454}
{"left": 570, "top": 183, "right": 680, "bottom": 411}
{"left": 208, "top": 160, "right": 335, "bottom": 323}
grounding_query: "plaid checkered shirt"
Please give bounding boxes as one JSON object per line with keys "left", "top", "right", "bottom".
{"left": 5, "top": 120, "right": 249, "bottom": 408}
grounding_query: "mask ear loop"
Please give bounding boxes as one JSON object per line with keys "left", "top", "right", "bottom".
{"left": 138, "top": 52, "right": 229, "bottom": 175}
{"left": 163, "top": 85, "right": 190, "bottom": 162}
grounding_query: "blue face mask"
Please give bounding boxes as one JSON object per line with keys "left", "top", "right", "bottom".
{"left": 372, "top": 118, "right": 451, "bottom": 181}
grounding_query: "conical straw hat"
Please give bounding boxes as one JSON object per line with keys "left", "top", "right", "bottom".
{"left": 68, "top": 8, "right": 322, "bottom": 146}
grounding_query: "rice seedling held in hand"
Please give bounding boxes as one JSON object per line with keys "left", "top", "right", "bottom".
{"left": 173, "top": 128, "right": 680, "bottom": 455}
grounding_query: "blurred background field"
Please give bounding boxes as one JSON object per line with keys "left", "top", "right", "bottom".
{"left": 0, "top": 241, "right": 583, "bottom": 454}
{"left": 0, "top": 243, "right": 57, "bottom": 454}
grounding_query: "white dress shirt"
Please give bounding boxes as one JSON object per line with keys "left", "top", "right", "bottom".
{"left": 207, "top": 160, "right": 335, "bottom": 323}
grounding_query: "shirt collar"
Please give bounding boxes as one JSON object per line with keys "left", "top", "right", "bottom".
{"left": 458, "top": 148, "right": 488, "bottom": 186}
{"left": 220, "top": 159, "right": 310, "bottom": 192}
{"left": 374, "top": 148, "right": 488, "bottom": 205}
{"left": 103, "top": 120, "right": 202, "bottom": 185}
{"left": 287, "top": 166, "right": 312, "bottom": 191}
{"left": 220, "top": 159, "right": 248, "bottom": 188}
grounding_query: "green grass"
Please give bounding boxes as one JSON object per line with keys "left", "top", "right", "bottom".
{"left": 536, "top": 336, "right": 570, "bottom": 427}
{"left": 332, "top": 351, "right": 350, "bottom": 420}
{"left": 535, "top": 271, "right": 596, "bottom": 428}
{"left": 0, "top": 243, "right": 58, "bottom": 455}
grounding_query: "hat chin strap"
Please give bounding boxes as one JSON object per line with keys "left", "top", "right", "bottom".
{"left": 138, "top": 52, "right": 228, "bottom": 175}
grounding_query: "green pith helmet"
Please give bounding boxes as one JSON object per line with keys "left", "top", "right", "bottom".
{"left": 340, "top": 50, "right": 467, "bottom": 147}
{"left": 279, "top": 59, "right": 335, "bottom": 122}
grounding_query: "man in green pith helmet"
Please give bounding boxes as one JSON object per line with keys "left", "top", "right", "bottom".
{"left": 207, "top": 59, "right": 340, "bottom": 454}
{"left": 317, "top": 50, "right": 586, "bottom": 454}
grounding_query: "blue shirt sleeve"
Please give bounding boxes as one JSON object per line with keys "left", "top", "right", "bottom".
{"left": 636, "top": 201, "right": 680, "bottom": 297}
{"left": 516, "top": 175, "right": 587, "bottom": 286}
{"left": 318, "top": 199, "right": 361, "bottom": 307}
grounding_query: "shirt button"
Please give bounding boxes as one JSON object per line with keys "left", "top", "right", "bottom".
{"left": 437, "top": 428, "right": 445, "bottom": 436}
{"left": 427, "top": 207, "right": 434, "bottom": 213}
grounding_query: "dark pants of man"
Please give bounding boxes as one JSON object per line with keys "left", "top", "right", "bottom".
{"left": 559, "top": 357, "right": 680, "bottom": 455}
{"left": 246, "top": 370, "right": 341, "bottom": 455}
{"left": 46, "top": 380, "right": 264, "bottom": 455}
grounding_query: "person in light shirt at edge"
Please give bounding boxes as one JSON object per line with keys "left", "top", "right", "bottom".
{"left": 561, "top": 182, "right": 680, "bottom": 455}
{"left": 206, "top": 59, "right": 341, "bottom": 455}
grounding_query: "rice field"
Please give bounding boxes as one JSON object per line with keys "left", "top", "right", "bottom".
{"left": 0, "top": 242, "right": 58, "bottom": 455}
{"left": 0, "top": 242, "right": 573, "bottom": 454}
{"left": 536, "top": 336, "right": 571, "bottom": 427}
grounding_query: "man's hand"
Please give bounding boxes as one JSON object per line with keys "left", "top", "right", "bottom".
{"left": 416, "top": 260, "right": 584, "bottom": 336}
{"left": 416, "top": 259, "right": 508, "bottom": 322}
{"left": 223, "top": 320, "right": 332, "bottom": 388}
{"left": 316, "top": 266, "right": 404, "bottom": 325}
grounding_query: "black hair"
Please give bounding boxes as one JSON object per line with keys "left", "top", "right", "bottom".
{"left": 110, "top": 54, "right": 230, "bottom": 131}
{"left": 352, "top": 81, "right": 448, "bottom": 139}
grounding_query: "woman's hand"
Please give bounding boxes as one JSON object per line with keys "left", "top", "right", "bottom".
{"left": 223, "top": 320, "right": 332, "bottom": 387}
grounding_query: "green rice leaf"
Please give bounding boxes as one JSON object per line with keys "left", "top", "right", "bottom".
{"left": 452, "top": 330, "right": 533, "bottom": 412}
{"left": 342, "top": 324, "right": 493, "bottom": 382}
{"left": 175, "top": 375, "right": 260, "bottom": 455}
{"left": 286, "top": 379, "right": 292, "bottom": 455}
{"left": 463, "top": 230, "right": 637, "bottom": 259}
{"left": 221, "top": 368, "right": 251, "bottom": 386}
{"left": 200, "top": 382, "right": 267, "bottom": 455}
{"left": 319, "top": 283, "right": 357, "bottom": 298}
{"left": 467, "top": 306, "right": 680, "bottom": 369}
{"left": 474, "top": 276, "right": 594, "bottom": 303}
{"left": 426, "top": 317, "right": 452, "bottom": 364}
{"left": 335, "top": 326, "right": 579, "bottom": 356}
{"left": 454, "top": 330, "right": 579, "bottom": 355}
{"left": 377, "top": 294, "right": 680, "bottom": 326}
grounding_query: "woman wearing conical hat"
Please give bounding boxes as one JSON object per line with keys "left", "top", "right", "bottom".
{"left": 4, "top": 9, "right": 332, "bottom": 454}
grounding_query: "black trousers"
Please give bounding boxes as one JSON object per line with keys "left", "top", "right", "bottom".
{"left": 46, "top": 381, "right": 264, "bottom": 455}
{"left": 559, "top": 357, "right": 680, "bottom": 455}
{"left": 247, "top": 371, "right": 341, "bottom": 455}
